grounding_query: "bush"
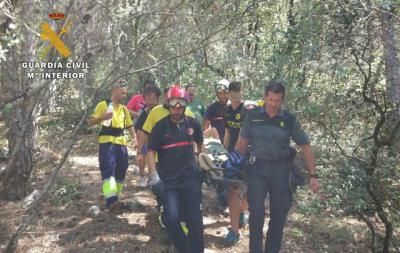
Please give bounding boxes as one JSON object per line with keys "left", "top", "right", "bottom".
{"left": 50, "top": 180, "right": 82, "bottom": 206}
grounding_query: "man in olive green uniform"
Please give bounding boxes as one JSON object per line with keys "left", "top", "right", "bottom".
{"left": 235, "top": 81, "right": 320, "bottom": 253}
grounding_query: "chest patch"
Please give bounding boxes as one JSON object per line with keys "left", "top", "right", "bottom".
{"left": 235, "top": 113, "right": 241, "bottom": 120}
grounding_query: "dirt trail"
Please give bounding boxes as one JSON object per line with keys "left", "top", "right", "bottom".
{"left": 0, "top": 133, "right": 370, "bottom": 253}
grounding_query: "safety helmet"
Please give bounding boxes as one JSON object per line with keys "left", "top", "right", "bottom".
{"left": 215, "top": 79, "right": 229, "bottom": 92}
{"left": 167, "top": 84, "right": 188, "bottom": 107}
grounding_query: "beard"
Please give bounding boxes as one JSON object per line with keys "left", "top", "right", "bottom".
{"left": 170, "top": 113, "right": 183, "bottom": 122}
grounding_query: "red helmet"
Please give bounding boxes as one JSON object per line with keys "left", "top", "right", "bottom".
{"left": 167, "top": 84, "right": 188, "bottom": 107}
{"left": 167, "top": 84, "right": 186, "bottom": 99}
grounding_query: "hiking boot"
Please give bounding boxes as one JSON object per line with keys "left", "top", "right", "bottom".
{"left": 239, "top": 212, "right": 249, "bottom": 229}
{"left": 108, "top": 201, "right": 131, "bottom": 214}
{"left": 138, "top": 176, "right": 148, "bottom": 188}
{"left": 224, "top": 228, "right": 240, "bottom": 246}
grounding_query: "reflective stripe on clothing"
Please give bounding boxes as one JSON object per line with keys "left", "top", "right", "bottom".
{"left": 102, "top": 178, "right": 124, "bottom": 198}
{"left": 116, "top": 182, "right": 123, "bottom": 194}
{"left": 103, "top": 177, "right": 117, "bottom": 198}
{"left": 98, "top": 143, "right": 128, "bottom": 204}
{"left": 161, "top": 141, "right": 192, "bottom": 149}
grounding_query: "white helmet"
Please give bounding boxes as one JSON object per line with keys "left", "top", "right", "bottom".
{"left": 216, "top": 79, "right": 229, "bottom": 91}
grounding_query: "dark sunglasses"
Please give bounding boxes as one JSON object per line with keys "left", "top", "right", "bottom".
{"left": 168, "top": 98, "right": 187, "bottom": 107}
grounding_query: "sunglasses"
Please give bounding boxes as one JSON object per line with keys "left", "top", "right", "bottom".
{"left": 168, "top": 98, "right": 188, "bottom": 107}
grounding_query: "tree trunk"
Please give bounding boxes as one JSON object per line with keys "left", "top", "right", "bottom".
{"left": 0, "top": 0, "right": 38, "bottom": 200}
{"left": 380, "top": 7, "right": 400, "bottom": 103}
{"left": 2, "top": 107, "right": 34, "bottom": 200}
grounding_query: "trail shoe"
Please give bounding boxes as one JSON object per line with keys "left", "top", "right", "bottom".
{"left": 239, "top": 212, "right": 249, "bottom": 229}
{"left": 138, "top": 176, "right": 148, "bottom": 188}
{"left": 108, "top": 201, "right": 131, "bottom": 214}
{"left": 108, "top": 200, "right": 134, "bottom": 214}
{"left": 224, "top": 228, "right": 240, "bottom": 246}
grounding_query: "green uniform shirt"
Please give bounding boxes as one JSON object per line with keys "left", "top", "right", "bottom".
{"left": 187, "top": 98, "right": 206, "bottom": 126}
{"left": 240, "top": 106, "right": 309, "bottom": 159}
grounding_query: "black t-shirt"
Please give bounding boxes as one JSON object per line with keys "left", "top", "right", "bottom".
{"left": 148, "top": 116, "right": 203, "bottom": 187}
{"left": 224, "top": 103, "right": 247, "bottom": 152}
{"left": 134, "top": 108, "right": 149, "bottom": 131}
{"left": 205, "top": 101, "right": 228, "bottom": 142}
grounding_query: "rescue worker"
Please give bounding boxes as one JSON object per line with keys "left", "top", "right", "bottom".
{"left": 136, "top": 87, "right": 195, "bottom": 186}
{"left": 235, "top": 81, "right": 320, "bottom": 253}
{"left": 204, "top": 79, "right": 229, "bottom": 141}
{"left": 87, "top": 80, "right": 135, "bottom": 212}
{"left": 204, "top": 79, "right": 230, "bottom": 212}
{"left": 147, "top": 85, "right": 204, "bottom": 253}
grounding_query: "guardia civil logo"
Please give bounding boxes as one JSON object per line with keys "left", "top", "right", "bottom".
{"left": 20, "top": 13, "right": 89, "bottom": 80}
{"left": 40, "top": 12, "right": 72, "bottom": 58}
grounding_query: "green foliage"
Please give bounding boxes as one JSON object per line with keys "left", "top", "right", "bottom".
{"left": 297, "top": 193, "right": 326, "bottom": 217}
{"left": 50, "top": 179, "right": 82, "bottom": 206}
{"left": 3, "top": 0, "right": 400, "bottom": 250}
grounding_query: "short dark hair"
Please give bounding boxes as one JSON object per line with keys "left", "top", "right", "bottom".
{"left": 112, "top": 78, "right": 127, "bottom": 90}
{"left": 143, "top": 79, "right": 155, "bottom": 89}
{"left": 265, "top": 81, "right": 285, "bottom": 97}
{"left": 163, "top": 87, "right": 169, "bottom": 94}
{"left": 185, "top": 83, "right": 195, "bottom": 91}
{"left": 228, "top": 81, "right": 241, "bottom": 92}
{"left": 143, "top": 85, "right": 161, "bottom": 97}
